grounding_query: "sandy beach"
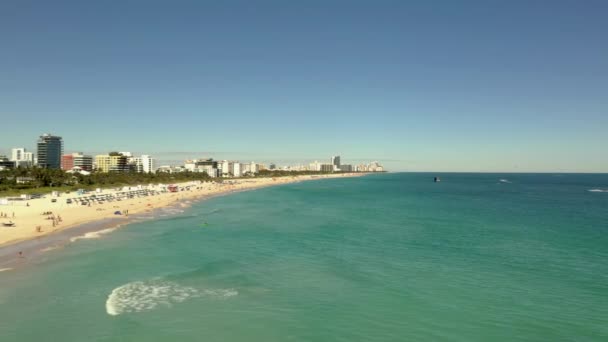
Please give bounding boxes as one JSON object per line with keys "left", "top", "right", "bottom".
{"left": 0, "top": 173, "right": 363, "bottom": 248}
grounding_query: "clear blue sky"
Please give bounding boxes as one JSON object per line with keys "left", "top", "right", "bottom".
{"left": 1, "top": 0, "right": 607, "bottom": 172}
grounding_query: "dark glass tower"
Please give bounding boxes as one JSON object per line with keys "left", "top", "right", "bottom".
{"left": 37, "top": 134, "right": 63, "bottom": 169}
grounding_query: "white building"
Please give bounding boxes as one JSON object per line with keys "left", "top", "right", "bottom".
{"left": 11, "top": 148, "right": 34, "bottom": 167}
{"left": 250, "top": 161, "right": 258, "bottom": 174}
{"left": 184, "top": 159, "right": 218, "bottom": 177}
{"left": 220, "top": 160, "right": 231, "bottom": 177}
{"left": 140, "top": 155, "right": 155, "bottom": 173}
{"left": 126, "top": 154, "right": 156, "bottom": 173}
{"left": 232, "top": 163, "right": 242, "bottom": 177}
{"left": 309, "top": 161, "right": 322, "bottom": 172}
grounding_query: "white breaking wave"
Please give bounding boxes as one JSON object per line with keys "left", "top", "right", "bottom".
{"left": 499, "top": 179, "right": 511, "bottom": 183}
{"left": 0, "top": 268, "right": 13, "bottom": 272}
{"left": 588, "top": 189, "right": 608, "bottom": 193}
{"left": 70, "top": 228, "right": 117, "bottom": 242}
{"left": 161, "top": 208, "right": 185, "bottom": 214}
{"left": 105, "top": 280, "right": 237, "bottom": 316}
{"left": 41, "top": 246, "right": 60, "bottom": 253}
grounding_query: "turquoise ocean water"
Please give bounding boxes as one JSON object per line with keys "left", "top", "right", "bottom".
{"left": 0, "top": 173, "right": 607, "bottom": 341}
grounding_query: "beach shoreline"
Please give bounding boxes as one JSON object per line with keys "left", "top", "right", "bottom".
{"left": 0, "top": 173, "right": 364, "bottom": 266}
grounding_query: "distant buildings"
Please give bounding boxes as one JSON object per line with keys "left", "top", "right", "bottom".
{"left": 185, "top": 159, "right": 219, "bottom": 177}
{"left": 184, "top": 160, "right": 263, "bottom": 178}
{"left": 94, "top": 153, "right": 129, "bottom": 173}
{"left": 126, "top": 154, "right": 156, "bottom": 173}
{"left": 157, "top": 165, "right": 185, "bottom": 173}
{"left": 320, "top": 164, "right": 334, "bottom": 172}
{"left": 4, "top": 133, "right": 386, "bottom": 176}
{"left": 0, "top": 156, "right": 16, "bottom": 170}
{"left": 356, "top": 161, "right": 384, "bottom": 172}
{"left": 62, "top": 153, "right": 93, "bottom": 171}
{"left": 37, "top": 134, "right": 63, "bottom": 169}
{"left": 10, "top": 148, "right": 34, "bottom": 167}
{"left": 92, "top": 152, "right": 155, "bottom": 173}
{"left": 331, "top": 155, "right": 341, "bottom": 171}
{"left": 340, "top": 164, "right": 353, "bottom": 172}
{"left": 140, "top": 155, "right": 155, "bottom": 173}
{"left": 233, "top": 162, "right": 242, "bottom": 177}
{"left": 309, "top": 161, "right": 322, "bottom": 172}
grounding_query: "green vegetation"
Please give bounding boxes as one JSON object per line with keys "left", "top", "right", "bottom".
{"left": 0, "top": 167, "right": 214, "bottom": 196}
{"left": 0, "top": 167, "right": 355, "bottom": 196}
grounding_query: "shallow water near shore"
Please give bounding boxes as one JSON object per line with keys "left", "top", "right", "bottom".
{"left": 0, "top": 173, "right": 607, "bottom": 341}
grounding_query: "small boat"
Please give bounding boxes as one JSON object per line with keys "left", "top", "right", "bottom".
{"left": 434, "top": 177, "right": 441, "bottom": 182}
{"left": 2, "top": 222, "right": 15, "bottom": 227}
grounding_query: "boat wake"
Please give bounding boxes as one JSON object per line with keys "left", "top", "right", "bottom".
{"left": 105, "top": 280, "right": 237, "bottom": 316}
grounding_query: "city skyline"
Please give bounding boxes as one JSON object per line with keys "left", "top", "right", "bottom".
{"left": 1, "top": 1, "right": 607, "bottom": 173}
{"left": 3, "top": 133, "right": 380, "bottom": 175}
{"left": 1, "top": 133, "right": 379, "bottom": 172}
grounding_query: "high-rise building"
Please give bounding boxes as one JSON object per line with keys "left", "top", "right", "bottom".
{"left": 11, "top": 148, "right": 25, "bottom": 162}
{"left": 331, "top": 155, "right": 341, "bottom": 170}
{"left": 232, "top": 162, "right": 242, "bottom": 177}
{"left": 249, "top": 161, "right": 258, "bottom": 174}
{"left": 37, "top": 134, "right": 63, "bottom": 169}
{"left": 220, "top": 160, "right": 231, "bottom": 176}
{"left": 140, "top": 155, "right": 155, "bottom": 173}
{"left": 10, "top": 148, "right": 34, "bottom": 167}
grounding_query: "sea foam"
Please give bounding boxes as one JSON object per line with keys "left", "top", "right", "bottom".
{"left": 105, "top": 280, "right": 237, "bottom": 316}
{"left": 70, "top": 228, "right": 117, "bottom": 242}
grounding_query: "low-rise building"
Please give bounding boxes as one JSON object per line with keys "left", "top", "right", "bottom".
{"left": 309, "top": 161, "right": 322, "bottom": 172}
{"left": 339, "top": 164, "right": 353, "bottom": 172}
{"left": 0, "top": 156, "right": 16, "bottom": 170}
{"left": 16, "top": 177, "right": 35, "bottom": 184}
{"left": 62, "top": 153, "right": 93, "bottom": 171}
{"left": 320, "top": 164, "right": 334, "bottom": 172}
